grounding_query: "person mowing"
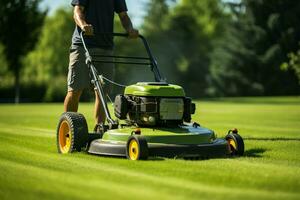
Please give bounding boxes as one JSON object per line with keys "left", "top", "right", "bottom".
{"left": 64, "top": 0, "right": 139, "bottom": 131}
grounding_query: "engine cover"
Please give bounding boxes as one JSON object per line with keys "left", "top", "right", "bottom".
{"left": 124, "top": 82, "right": 185, "bottom": 97}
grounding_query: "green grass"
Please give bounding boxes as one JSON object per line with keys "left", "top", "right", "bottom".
{"left": 0, "top": 97, "right": 299, "bottom": 200}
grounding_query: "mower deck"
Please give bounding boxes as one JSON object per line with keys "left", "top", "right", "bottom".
{"left": 88, "top": 124, "right": 230, "bottom": 158}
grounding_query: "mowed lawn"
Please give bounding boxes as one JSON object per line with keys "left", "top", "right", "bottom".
{"left": 0, "top": 97, "right": 299, "bottom": 200}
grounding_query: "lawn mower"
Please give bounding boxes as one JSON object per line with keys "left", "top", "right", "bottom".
{"left": 57, "top": 33, "right": 244, "bottom": 160}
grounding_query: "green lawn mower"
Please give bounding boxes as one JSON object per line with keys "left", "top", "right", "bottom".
{"left": 57, "top": 33, "right": 244, "bottom": 160}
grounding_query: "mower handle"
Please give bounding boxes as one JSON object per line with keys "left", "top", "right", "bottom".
{"left": 111, "top": 32, "right": 143, "bottom": 39}
{"left": 80, "top": 32, "right": 164, "bottom": 82}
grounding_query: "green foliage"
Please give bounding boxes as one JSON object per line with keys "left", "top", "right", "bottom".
{"left": 2, "top": 0, "right": 300, "bottom": 102}
{"left": 43, "top": 76, "right": 67, "bottom": 102}
{"left": 0, "top": 43, "right": 8, "bottom": 75}
{"left": 23, "top": 8, "right": 73, "bottom": 84}
{"left": 142, "top": 0, "right": 300, "bottom": 97}
{"left": 143, "top": 0, "right": 170, "bottom": 33}
{"left": 0, "top": 0, "right": 46, "bottom": 102}
{"left": 245, "top": 0, "right": 300, "bottom": 95}
{"left": 23, "top": 8, "right": 74, "bottom": 101}
{"left": 209, "top": 3, "right": 263, "bottom": 96}
{"left": 142, "top": 0, "right": 225, "bottom": 97}
{"left": 281, "top": 44, "right": 300, "bottom": 84}
{"left": 210, "top": 0, "right": 300, "bottom": 96}
{"left": 0, "top": 43, "right": 12, "bottom": 87}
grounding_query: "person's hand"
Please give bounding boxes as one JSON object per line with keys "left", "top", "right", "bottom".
{"left": 81, "top": 24, "right": 94, "bottom": 36}
{"left": 127, "top": 28, "right": 139, "bottom": 39}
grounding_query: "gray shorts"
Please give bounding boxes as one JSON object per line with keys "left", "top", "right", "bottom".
{"left": 67, "top": 45, "right": 115, "bottom": 93}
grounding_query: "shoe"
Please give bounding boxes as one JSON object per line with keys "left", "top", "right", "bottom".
{"left": 93, "top": 124, "right": 102, "bottom": 133}
{"left": 93, "top": 123, "right": 109, "bottom": 134}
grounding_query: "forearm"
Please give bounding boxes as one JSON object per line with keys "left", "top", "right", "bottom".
{"left": 73, "top": 6, "right": 93, "bottom": 35}
{"left": 73, "top": 6, "right": 87, "bottom": 29}
{"left": 119, "top": 12, "right": 134, "bottom": 32}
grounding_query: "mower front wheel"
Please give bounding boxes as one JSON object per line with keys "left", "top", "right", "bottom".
{"left": 57, "top": 112, "right": 89, "bottom": 154}
{"left": 126, "top": 135, "right": 148, "bottom": 160}
{"left": 225, "top": 133, "right": 244, "bottom": 156}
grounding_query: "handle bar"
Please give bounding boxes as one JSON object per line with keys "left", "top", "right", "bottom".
{"left": 80, "top": 32, "right": 164, "bottom": 82}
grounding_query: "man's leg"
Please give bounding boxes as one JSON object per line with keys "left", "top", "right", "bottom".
{"left": 94, "top": 90, "right": 106, "bottom": 124}
{"left": 91, "top": 48, "right": 114, "bottom": 126}
{"left": 64, "top": 90, "right": 83, "bottom": 112}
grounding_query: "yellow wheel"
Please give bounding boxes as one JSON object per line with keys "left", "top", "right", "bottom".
{"left": 128, "top": 139, "right": 140, "bottom": 160}
{"left": 58, "top": 120, "right": 72, "bottom": 153}
{"left": 126, "top": 135, "right": 148, "bottom": 160}
{"left": 225, "top": 133, "right": 244, "bottom": 156}
{"left": 228, "top": 138, "right": 237, "bottom": 151}
{"left": 56, "top": 112, "right": 89, "bottom": 154}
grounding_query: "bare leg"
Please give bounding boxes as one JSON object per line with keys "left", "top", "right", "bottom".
{"left": 64, "top": 90, "right": 82, "bottom": 112}
{"left": 94, "top": 90, "right": 106, "bottom": 124}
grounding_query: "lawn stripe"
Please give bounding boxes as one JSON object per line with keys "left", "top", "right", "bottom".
{"left": 0, "top": 124, "right": 54, "bottom": 138}
{"left": 1, "top": 157, "right": 299, "bottom": 200}
{"left": 244, "top": 137, "right": 300, "bottom": 141}
{"left": 1, "top": 140, "right": 299, "bottom": 200}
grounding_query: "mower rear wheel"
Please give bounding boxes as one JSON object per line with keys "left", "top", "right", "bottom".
{"left": 225, "top": 133, "right": 244, "bottom": 156}
{"left": 57, "top": 112, "right": 89, "bottom": 154}
{"left": 126, "top": 135, "right": 148, "bottom": 160}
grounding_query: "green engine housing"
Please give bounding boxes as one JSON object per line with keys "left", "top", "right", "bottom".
{"left": 114, "top": 82, "right": 195, "bottom": 127}
{"left": 124, "top": 82, "right": 185, "bottom": 97}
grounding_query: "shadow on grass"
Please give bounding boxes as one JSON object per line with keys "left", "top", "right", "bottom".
{"left": 244, "top": 148, "right": 267, "bottom": 157}
{"left": 244, "top": 137, "right": 300, "bottom": 141}
{"left": 84, "top": 153, "right": 166, "bottom": 161}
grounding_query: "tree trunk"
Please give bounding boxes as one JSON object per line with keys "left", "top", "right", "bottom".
{"left": 14, "top": 67, "right": 20, "bottom": 104}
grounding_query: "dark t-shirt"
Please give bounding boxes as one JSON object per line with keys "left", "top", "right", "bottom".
{"left": 71, "top": 0, "right": 127, "bottom": 49}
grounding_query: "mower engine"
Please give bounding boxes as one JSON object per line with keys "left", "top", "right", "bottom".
{"left": 114, "top": 82, "right": 195, "bottom": 126}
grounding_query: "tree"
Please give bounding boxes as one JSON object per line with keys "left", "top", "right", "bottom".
{"left": 209, "top": 1, "right": 263, "bottom": 96}
{"left": 143, "top": 0, "right": 171, "bottom": 33}
{"left": 210, "top": 0, "right": 300, "bottom": 96}
{"left": 0, "top": 43, "right": 11, "bottom": 88}
{"left": 246, "top": 0, "right": 300, "bottom": 95}
{"left": 142, "top": 0, "right": 226, "bottom": 97}
{"left": 0, "top": 43, "right": 8, "bottom": 78}
{"left": 23, "top": 8, "right": 74, "bottom": 101}
{"left": 281, "top": 44, "right": 300, "bottom": 84}
{"left": 0, "top": 0, "right": 46, "bottom": 103}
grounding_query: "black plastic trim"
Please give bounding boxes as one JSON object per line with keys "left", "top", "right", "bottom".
{"left": 87, "top": 138, "right": 229, "bottom": 159}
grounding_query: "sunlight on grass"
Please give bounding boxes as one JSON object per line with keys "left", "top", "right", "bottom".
{"left": 0, "top": 97, "right": 299, "bottom": 200}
